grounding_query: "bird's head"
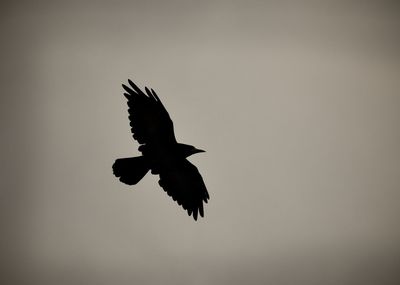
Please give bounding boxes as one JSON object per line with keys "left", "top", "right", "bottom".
{"left": 178, "top": 143, "right": 205, "bottom": 158}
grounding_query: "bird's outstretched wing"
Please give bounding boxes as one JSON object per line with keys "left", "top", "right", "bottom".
{"left": 122, "top": 79, "right": 176, "bottom": 145}
{"left": 158, "top": 159, "right": 210, "bottom": 220}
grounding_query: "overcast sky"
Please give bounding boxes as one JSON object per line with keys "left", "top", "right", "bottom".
{"left": 1, "top": 1, "right": 400, "bottom": 284}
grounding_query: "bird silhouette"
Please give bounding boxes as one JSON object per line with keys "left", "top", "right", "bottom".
{"left": 112, "top": 79, "right": 209, "bottom": 220}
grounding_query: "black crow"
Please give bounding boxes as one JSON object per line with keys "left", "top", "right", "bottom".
{"left": 112, "top": 79, "right": 209, "bottom": 220}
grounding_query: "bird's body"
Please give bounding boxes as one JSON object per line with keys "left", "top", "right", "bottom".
{"left": 112, "top": 80, "right": 209, "bottom": 220}
{"left": 139, "top": 143, "right": 203, "bottom": 172}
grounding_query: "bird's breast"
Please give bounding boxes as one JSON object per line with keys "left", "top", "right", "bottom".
{"left": 139, "top": 143, "right": 181, "bottom": 169}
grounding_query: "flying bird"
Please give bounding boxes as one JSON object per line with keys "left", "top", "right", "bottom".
{"left": 112, "top": 79, "right": 209, "bottom": 220}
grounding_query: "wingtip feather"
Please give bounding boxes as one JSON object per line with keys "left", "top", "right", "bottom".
{"left": 127, "top": 79, "right": 135, "bottom": 87}
{"left": 122, "top": 84, "right": 134, "bottom": 95}
{"left": 128, "top": 79, "right": 145, "bottom": 95}
{"left": 199, "top": 203, "right": 204, "bottom": 217}
{"left": 193, "top": 208, "right": 198, "bottom": 220}
{"left": 145, "top": 87, "right": 155, "bottom": 99}
{"left": 151, "top": 88, "right": 161, "bottom": 102}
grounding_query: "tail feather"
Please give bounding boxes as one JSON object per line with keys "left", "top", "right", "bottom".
{"left": 113, "top": 156, "right": 149, "bottom": 185}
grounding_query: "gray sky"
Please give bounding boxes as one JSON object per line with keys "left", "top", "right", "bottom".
{"left": 1, "top": 1, "right": 400, "bottom": 284}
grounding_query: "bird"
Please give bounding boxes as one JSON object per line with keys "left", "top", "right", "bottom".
{"left": 112, "top": 79, "right": 209, "bottom": 220}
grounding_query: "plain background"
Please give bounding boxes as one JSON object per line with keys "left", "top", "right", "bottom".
{"left": 1, "top": 1, "right": 399, "bottom": 284}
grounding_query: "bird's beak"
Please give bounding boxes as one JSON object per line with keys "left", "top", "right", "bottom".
{"left": 194, "top": 148, "right": 206, "bottom": 154}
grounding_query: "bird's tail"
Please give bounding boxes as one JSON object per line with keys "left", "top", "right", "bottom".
{"left": 112, "top": 156, "right": 150, "bottom": 185}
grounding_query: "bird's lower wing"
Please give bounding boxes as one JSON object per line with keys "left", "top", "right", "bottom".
{"left": 158, "top": 159, "right": 209, "bottom": 220}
